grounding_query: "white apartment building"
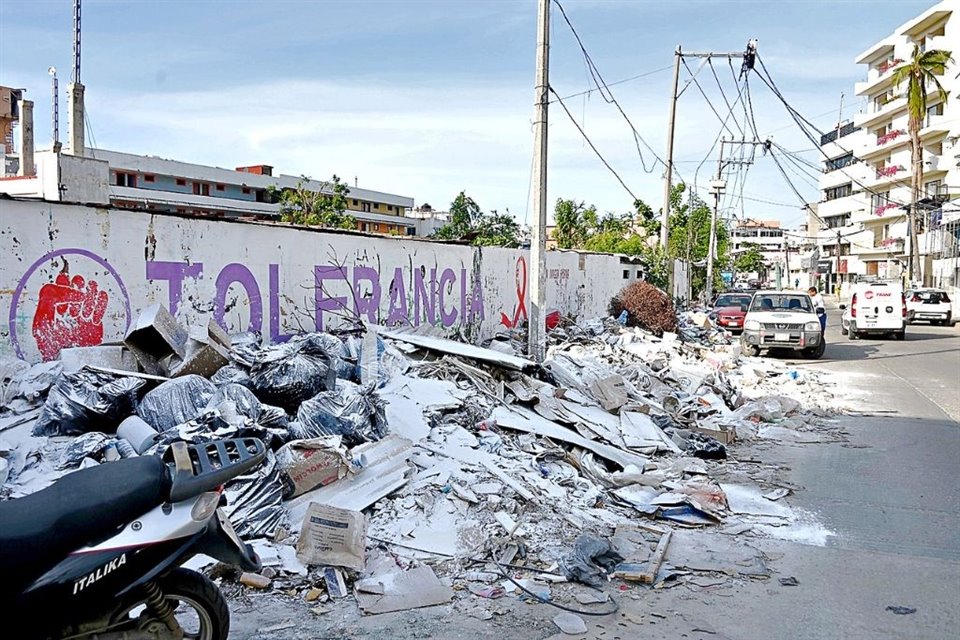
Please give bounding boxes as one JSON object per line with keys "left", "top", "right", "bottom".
{"left": 848, "top": 0, "right": 958, "bottom": 289}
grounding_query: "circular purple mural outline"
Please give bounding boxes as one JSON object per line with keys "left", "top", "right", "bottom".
{"left": 8, "top": 248, "right": 132, "bottom": 360}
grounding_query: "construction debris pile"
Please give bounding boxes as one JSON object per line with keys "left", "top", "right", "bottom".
{"left": 0, "top": 302, "right": 844, "bottom": 624}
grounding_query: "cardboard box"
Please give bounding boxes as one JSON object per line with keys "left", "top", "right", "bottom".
{"left": 276, "top": 437, "right": 349, "bottom": 499}
{"left": 296, "top": 503, "right": 366, "bottom": 571}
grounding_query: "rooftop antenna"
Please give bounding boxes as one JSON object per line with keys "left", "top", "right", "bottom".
{"left": 66, "top": 0, "right": 85, "bottom": 156}
{"left": 48, "top": 67, "right": 61, "bottom": 153}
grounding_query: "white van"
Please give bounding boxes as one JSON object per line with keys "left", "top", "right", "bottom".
{"left": 840, "top": 280, "right": 906, "bottom": 340}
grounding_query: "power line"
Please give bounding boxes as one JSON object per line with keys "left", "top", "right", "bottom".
{"left": 549, "top": 66, "right": 672, "bottom": 103}
{"left": 549, "top": 86, "right": 638, "bottom": 201}
{"left": 708, "top": 58, "right": 746, "bottom": 139}
{"left": 682, "top": 56, "right": 741, "bottom": 138}
{"left": 552, "top": 0, "right": 662, "bottom": 173}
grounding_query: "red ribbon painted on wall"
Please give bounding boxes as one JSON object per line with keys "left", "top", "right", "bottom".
{"left": 499, "top": 256, "right": 528, "bottom": 329}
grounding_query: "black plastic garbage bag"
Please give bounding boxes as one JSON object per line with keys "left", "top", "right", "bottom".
{"left": 258, "top": 404, "right": 289, "bottom": 430}
{"left": 292, "top": 380, "right": 387, "bottom": 447}
{"left": 57, "top": 432, "right": 113, "bottom": 469}
{"left": 33, "top": 370, "right": 146, "bottom": 436}
{"left": 211, "top": 365, "right": 253, "bottom": 388}
{"left": 686, "top": 431, "right": 727, "bottom": 460}
{"left": 249, "top": 335, "right": 337, "bottom": 412}
{"left": 561, "top": 534, "right": 625, "bottom": 588}
{"left": 206, "top": 383, "right": 263, "bottom": 423}
{"left": 138, "top": 375, "right": 216, "bottom": 432}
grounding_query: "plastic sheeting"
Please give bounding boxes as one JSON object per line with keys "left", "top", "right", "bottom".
{"left": 560, "top": 534, "right": 625, "bottom": 587}
{"left": 138, "top": 375, "right": 216, "bottom": 432}
{"left": 223, "top": 450, "right": 287, "bottom": 539}
{"left": 292, "top": 380, "right": 387, "bottom": 447}
{"left": 33, "top": 370, "right": 146, "bottom": 436}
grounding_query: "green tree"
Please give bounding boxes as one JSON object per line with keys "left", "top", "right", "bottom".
{"left": 891, "top": 45, "right": 953, "bottom": 280}
{"left": 734, "top": 243, "right": 765, "bottom": 274}
{"left": 273, "top": 175, "right": 355, "bottom": 230}
{"left": 553, "top": 199, "right": 595, "bottom": 249}
{"left": 432, "top": 192, "right": 521, "bottom": 247}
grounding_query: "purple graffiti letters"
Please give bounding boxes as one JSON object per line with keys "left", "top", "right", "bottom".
{"left": 414, "top": 267, "right": 437, "bottom": 326}
{"left": 214, "top": 263, "right": 263, "bottom": 334}
{"left": 269, "top": 264, "right": 294, "bottom": 343}
{"left": 439, "top": 268, "right": 458, "bottom": 326}
{"left": 146, "top": 261, "right": 202, "bottom": 316}
{"left": 386, "top": 267, "right": 408, "bottom": 326}
{"left": 314, "top": 266, "right": 348, "bottom": 332}
{"left": 352, "top": 266, "right": 382, "bottom": 323}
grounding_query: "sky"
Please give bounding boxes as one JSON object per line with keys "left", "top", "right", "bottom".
{"left": 0, "top": 0, "right": 939, "bottom": 229}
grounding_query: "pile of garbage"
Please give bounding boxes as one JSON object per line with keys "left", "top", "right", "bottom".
{"left": 0, "top": 302, "right": 842, "bottom": 622}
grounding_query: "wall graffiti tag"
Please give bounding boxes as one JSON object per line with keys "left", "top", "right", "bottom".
{"left": 500, "top": 256, "right": 528, "bottom": 329}
{"left": 8, "top": 249, "right": 132, "bottom": 361}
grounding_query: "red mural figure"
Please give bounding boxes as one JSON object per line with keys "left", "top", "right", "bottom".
{"left": 500, "top": 256, "right": 528, "bottom": 329}
{"left": 32, "top": 271, "right": 109, "bottom": 361}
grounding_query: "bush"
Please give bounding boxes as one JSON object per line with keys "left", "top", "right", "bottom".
{"left": 609, "top": 281, "right": 678, "bottom": 336}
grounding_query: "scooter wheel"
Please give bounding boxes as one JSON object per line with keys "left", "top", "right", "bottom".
{"left": 111, "top": 568, "right": 230, "bottom": 640}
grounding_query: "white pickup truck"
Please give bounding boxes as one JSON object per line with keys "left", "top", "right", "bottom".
{"left": 740, "top": 291, "right": 826, "bottom": 359}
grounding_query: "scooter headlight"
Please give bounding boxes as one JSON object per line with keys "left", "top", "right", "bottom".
{"left": 191, "top": 491, "right": 221, "bottom": 522}
{"left": 804, "top": 321, "right": 820, "bottom": 331}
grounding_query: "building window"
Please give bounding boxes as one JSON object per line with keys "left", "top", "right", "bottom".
{"left": 115, "top": 172, "right": 137, "bottom": 188}
{"left": 144, "top": 174, "right": 155, "bottom": 183}
{"left": 193, "top": 182, "right": 210, "bottom": 196}
{"left": 622, "top": 270, "right": 630, "bottom": 279}
{"left": 373, "top": 203, "right": 380, "bottom": 210}
{"left": 352, "top": 199, "right": 359, "bottom": 206}
{"left": 176, "top": 178, "right": 187, "bottom": 186}
{"left": 824, "top": 153, "right": 854, "bottom": 172}
{"left": 925, "top": 180, "right": 943, "bottom": 198}
{"left": 215, "top": 184, "right": 225, "bottom": 191}
{"left": 825, "top": 214, "right": 850, "bottom": 229}
{"left": 824, "top": 183, "right": 852, "bottom": 201}
{"left": 407, "top": 227, "right": 416, "bottom": 236}
{"left": 362, "top": 202, "right": 371, "bottom": 212}
{"left": 387, "top": 205, "right": 394, "bottom": 212}
{"left": 242, "top": 187, "right": 251, "bottom": 195}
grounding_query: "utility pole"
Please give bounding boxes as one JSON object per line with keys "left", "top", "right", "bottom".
{"left": 705, "top": 138, "right": 765, "bottom": 302}
{"left": 661, "top": 46, "right": 681, "bottom": 249}
{"left": 528, "top": 0, "right": 549, "bottom": 362}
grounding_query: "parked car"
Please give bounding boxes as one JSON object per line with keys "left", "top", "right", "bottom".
{"left": 905, "top": 288, "right": 952, "bottom": 325}
{"left": 740, "top": 291, "right": 826, "bottom": 359}
{"left": 710, "top": 292, "right": 753, "bottom": 333}
{"left": 840, "top": 281, "right": 906, "bottom": 340}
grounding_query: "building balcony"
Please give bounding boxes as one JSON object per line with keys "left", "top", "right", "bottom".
{"left": 854, "top": 61, "right": 900, "bottom": 97}
{"left": 873, "top": 236, "right": 905, "bottom": 250}
{"left": 864, "top": 164, "right": 910, "bottom": 189}
{"left": 858, "top": 129, "right": 910, "bottom": 160}
{"left": 854, "top": 96, "right": 906, "bottom": 130}
{"left": 920, "top": 113, "right": 950, "bottom": 141}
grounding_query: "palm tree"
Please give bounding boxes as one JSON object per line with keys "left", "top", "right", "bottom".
{"left": 891, "top": 45, "right": 953, "bottom": 283}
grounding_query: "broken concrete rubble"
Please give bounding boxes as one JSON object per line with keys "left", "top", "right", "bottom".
{"left": 0, "top": 303, "right": 843, "bottom": 624}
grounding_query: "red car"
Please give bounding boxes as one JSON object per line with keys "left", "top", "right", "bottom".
{"left": 711, "top": 293, "right": 753, "bottom": 333}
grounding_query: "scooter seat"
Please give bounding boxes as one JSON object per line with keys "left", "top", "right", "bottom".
{"left": 0, "top": 455, "right": 171, "bottom": 600}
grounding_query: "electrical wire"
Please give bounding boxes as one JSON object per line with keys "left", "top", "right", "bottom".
{"left": 550, "top": 66, "right": 672, "bottom": 103}
{"left": 550, "top": 86, "right": 638, "bottom": 201}
{"left": 682, "top": 57, "right": 740, "bottom": 139}
{"left": 492, "top": 559, "right": 620, "bottom": 617}
{"left": 552, "top": 0, "right": 663, "bottom": 173}
{"left": 708, "top": 58, "right": 746, "bottom": 139}
{"left": 754, "top": 52, "right": 913, "bottom": 210}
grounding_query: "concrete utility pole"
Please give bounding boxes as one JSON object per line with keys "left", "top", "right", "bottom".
{"left": 661, "top": 46, "right": 682, "bottom": 249}
{"left": 528, "top": 0, "right": 549, "bottom": 362}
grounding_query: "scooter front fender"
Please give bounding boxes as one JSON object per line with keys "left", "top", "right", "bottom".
{"left": 193, "top": 508, "right": 261, "bottom": 573}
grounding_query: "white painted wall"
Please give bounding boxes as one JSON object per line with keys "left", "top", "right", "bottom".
{"left": 0, "top": 200, "right": 630, "bottom": 362}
